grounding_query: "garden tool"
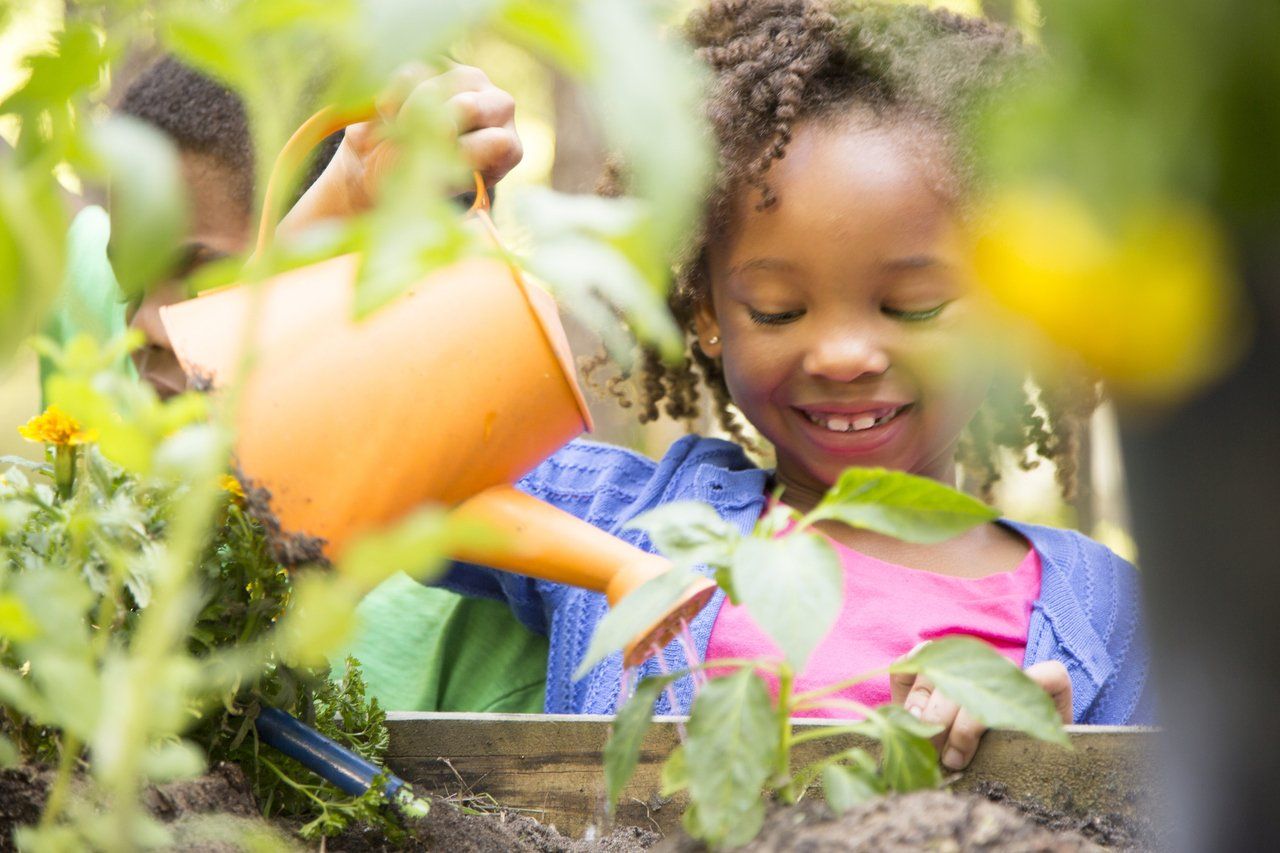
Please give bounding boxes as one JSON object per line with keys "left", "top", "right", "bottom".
{"left": 159, "top": 106, "right": 713, "bottom": 666}
{"left": 253, "top": 706, "right": 426, "bottom": 811}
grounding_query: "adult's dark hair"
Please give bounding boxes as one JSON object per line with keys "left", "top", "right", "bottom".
{"left": 118, "top": 56, "right": 341, "bottom": 214}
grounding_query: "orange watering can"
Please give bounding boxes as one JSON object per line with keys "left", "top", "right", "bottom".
{"left": 159, "top": 107, "right": 712, "bottom": 666}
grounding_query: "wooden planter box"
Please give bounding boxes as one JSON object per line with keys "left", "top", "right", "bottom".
{"left": 385, "top": 713, "right": 1157, "bottom": 838}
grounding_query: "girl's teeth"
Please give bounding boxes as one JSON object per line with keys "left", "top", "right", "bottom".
{"left": 806, "top": 406, "right": 904, "bottom": 433}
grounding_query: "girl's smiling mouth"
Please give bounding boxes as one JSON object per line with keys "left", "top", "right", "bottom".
{"left": 791, "top": 402, "right": 914, "bottom": 455}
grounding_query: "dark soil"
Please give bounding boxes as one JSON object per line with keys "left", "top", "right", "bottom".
{"left": 236, "top": 468, "right": 330, "bottom": 567}
{"left": 976, "top": 781, "right": 1154, "bottom": 851}
{"left": 0, "top": 762, "right": 267, "bottom": 852}
{"left": 1, "top": 764, "right": 1150, "bottom": 852}
{"left": 324, "top": 806, "right": 658, "bottom": 852}
{"left": 655, "top": 791, "right": 1106, "bottom": 853}
{"left": 0, "top": 762, "right": 658, "bottom": 852}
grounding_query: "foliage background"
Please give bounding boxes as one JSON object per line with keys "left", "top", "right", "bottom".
{"left": 0, "top": 0, "right": 1134, "bottom": 558}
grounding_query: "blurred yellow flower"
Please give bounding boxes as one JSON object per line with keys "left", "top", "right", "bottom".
{"left": 17, "top": 405, "right": 98, "bottom": 447}
{"left": 220, "top": 474, "right": 246, "bottom": 502}
{"left": 973, "top": 186, "right": 1242, "bottom": 403}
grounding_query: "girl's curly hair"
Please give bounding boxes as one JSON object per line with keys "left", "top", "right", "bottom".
{"left": 595, "top": 0, "right": 1099, "bottom": 501}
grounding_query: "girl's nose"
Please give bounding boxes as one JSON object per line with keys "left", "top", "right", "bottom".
{"left": 802, "top": 327, "right": 891, "bottom": 383}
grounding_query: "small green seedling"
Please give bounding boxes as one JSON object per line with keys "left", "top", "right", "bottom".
{"left": 592, "top": 468, "right": 1069, "bottom": 848}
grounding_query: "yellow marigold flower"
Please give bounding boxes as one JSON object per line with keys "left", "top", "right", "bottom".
{"left": 973, "top": 186, "right": 1242, "bottom": 403}
{"left": 220, "top": 474, "right": 246, "bottom": 501}
{"left": 17, "top": 405, "right": 98, "bottom": 447}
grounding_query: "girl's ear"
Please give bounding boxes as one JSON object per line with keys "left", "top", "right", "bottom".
{"left": 693, "top": 298, "right": 723, "bottom": 359}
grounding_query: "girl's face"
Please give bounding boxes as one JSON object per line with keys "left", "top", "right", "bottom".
{"left": 697, "top": 117, "right": 993, "bottom": 506}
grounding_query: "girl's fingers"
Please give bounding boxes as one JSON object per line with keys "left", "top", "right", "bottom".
{"left": 901, "top": 672, "right": 935, "bottom": 720}
{"left": 920, "top": 685, "right": 960, "bottom": 753}
{"left": 459, "top": 126, "right": 523, "bottom": 185}
{"left": 1025, "top": 660, "right": 1074, "bottom": 722}
{"left": 889, "top": 670, "right": 918, "bottom": 707}
{"left": 941, "top": 707, "right": 987, "bottom": 770}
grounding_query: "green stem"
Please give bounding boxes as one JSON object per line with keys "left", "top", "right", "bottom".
{"left": 53, "top": 444, "right": 76, "bottom": 500}
{"left": 39, "top": 731, "right": 81, "bottom": 830}
{"left": 775, "top": 664, "right": 795, "bottom": 800}
{"left": 788, "top": 723, "right": 869, "bottom": 748}
{"left": 792, "top": 665, "right": 891, "bottom": 707}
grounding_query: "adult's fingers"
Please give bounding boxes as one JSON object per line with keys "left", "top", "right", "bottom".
{"left": 449, "top": 87, "right": 516, "bottom": 135}
{"left": 1025, "top": 660, "right": 1074, "bottom": 723}
{"left": 458, "top": 126, "right": 523, "bottom": 185}
{"left": 941, "top": 706, "right": 988, "bottom": 770}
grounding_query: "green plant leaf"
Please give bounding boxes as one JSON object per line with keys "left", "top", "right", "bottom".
{"left": 731, "top": 535, "right": 843, "bottom": 671}
{"left": 822, "top": 758, "right": 885, "bottom": 814}
{"left": 806, "top": 468, "right": 998, "bottom": 544}
{"left": 626, "top": 501, "right": 739, "bottom": 569}
{"left": 661, "top": 744, "right": 689, "bottom": 797}
{"left": 337, "top": 507, "right": 489, "bottom": 591}
{"left": 602, "top": 673, "right": 676, "bottom": 814}
{"left": 684, "top": 667, "right": 778, "bottom": 846}
{"left": 0, "top": 734, "right": 17, "bottom": 769}
{"left": 89, "top": 115, "right": 188, "bottom": 299}
{"left": 852, "top": 706, "right": 943, "bottom": 792}
{"left": 890, "top": 636, "right": 1070, "bottom": 745}
{"left": 141, "top": 740, "right": 207, "bottom": 782}
{"left": 574, "top": 567, "right": 701, "bottom": 679}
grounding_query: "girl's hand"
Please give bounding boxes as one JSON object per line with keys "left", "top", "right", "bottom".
{"left": 889, "top": 658, "right": 1072, "bottom": 771}
{"left": 281, "top": 64, "right": 522, "bottom": 231}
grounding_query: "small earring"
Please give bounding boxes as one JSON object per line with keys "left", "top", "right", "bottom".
{"left": 707, "top": 335, "right": 719, "bottom": 346}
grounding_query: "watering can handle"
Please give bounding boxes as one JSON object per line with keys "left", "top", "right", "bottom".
{"left": 253, "top": 104, "right": 491, "bottom": 258}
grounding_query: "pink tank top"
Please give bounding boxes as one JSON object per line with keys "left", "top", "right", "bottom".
{"left": 704, "top": 534, "right": 1042, "bottom": 718}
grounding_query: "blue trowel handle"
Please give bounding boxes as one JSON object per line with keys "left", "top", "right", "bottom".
{"left": 254, "top": 706, "right": 406, "bottom": 800}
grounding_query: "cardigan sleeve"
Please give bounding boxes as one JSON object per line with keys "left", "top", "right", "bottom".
{"left": 435, "top": 439, "right": 658, "bottom": 635}
{"left": 1080, "top": 546, "right": 1156, "bottom": 725}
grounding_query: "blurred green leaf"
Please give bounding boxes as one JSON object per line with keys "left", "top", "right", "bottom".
{"left": 140, "top": 740, "right": 207, "bottom": 782}
{"left": 575, "top": 567, "right": 702, "bottom": 679}
{"left": 89, "top": 116, "right": 188, "bottom": 299}
{"left": 806, "top": 468, "right": 997, "bottom": 544}
{"left": 732, "top": 536, "right": 842, "bottom": 671}
{"left": 0, "top": 21, "right": 108, "bottom": 162}
{"left": 602, "top": 673, "right": 676, "bottom": 814}
{"left": 890, "top": 636, "right": 1069, "bottom": 745}
{"left": 494, "top": 0, "right": 591, "bottom": 74}
{"left": 822, "top": 753, "right": 885, "bottom": 814}
{"left": 278, "top": 574, "right": 360, "bottom": 667}
{"left": 661, "top": 743, "right": 689, "bottom": 797}
{"left": 851, "top": 706, "right": 943, "bottom": 792}
{"left": 338, "top": 508, "right": 489, "bottom": 590}
{"left": 516, "top": 189, "right": 684, "bottom": 361}
{"left": 626, "top": 501, "right": 739, "bottom": 570}
{"left": 684, "top": 667, "right": 777, "bottom": 847}
{"left": 579, "top": 0, "right": 711, "bottom": 258}
{"left": 0, "top": 161, "right": 67, "bottom": 359}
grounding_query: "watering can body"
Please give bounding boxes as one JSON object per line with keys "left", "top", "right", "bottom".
{"left": 162, "top": 240, "right": 591, "bottom": 543}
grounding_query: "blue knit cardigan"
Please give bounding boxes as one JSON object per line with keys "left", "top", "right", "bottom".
{"left": 440, "top": 435, "right": 1154, "bottom": 724}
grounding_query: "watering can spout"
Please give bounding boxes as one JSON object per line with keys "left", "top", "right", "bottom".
{"left": 451, "top": 485, "right": 715, "bottom": 666}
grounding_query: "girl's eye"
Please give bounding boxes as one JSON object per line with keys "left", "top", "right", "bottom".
{"left": 747, "top": 307, "right": 804, "bottom": 326}
{"left": 883, "top": 300, "right": 953, "bottom": 322}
